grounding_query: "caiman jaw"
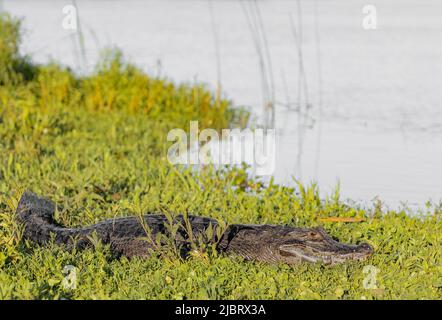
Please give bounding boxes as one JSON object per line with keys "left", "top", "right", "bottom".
{"left": 318, "top": 243, "right": 374, "bottom": 265}
{"left": 279, "top": 242, "right": 374, "bottom": 265}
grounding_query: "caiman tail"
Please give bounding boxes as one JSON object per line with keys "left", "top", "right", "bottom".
{"left": 15, "top": 191, "right": 93, "bottom": 246}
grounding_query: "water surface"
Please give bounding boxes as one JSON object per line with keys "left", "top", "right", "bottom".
{"left": 4, "top": 0, "right": 442, "bottom": 209}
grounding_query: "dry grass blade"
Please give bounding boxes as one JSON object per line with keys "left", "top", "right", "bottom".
{"left": 319, "top": 217, "right": 366, "bottom": 223}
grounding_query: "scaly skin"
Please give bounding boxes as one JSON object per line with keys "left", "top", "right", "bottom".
{"left": 16, "top": 191, "right": 373, "bottom": 264}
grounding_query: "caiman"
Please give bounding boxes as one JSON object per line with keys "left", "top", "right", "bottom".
{"left": 15, "top": 191, "right": 374, "bottom": 265}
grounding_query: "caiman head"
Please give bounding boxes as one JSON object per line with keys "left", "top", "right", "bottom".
{"left": 276, "top": 226, "right": 374, "bottom": 265}
{"left": 218, "top": 224, "right": 374, "bottom": 265}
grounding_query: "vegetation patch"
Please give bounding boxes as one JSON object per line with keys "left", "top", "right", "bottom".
{"left": 0, "top": 13, "right": 441, "bottom": 300}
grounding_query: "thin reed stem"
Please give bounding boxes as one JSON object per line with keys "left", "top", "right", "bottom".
{"left": 313, "top": 0, "right": 323, "bottom": 177}
{"left": 208, "top": 0, "right": 222, "bottom": 105}
{"left": 72, "top": 0, "right": 88, "bottom": 74}
{"left": 240, "top": 0, "right": 275, "bottom": 129}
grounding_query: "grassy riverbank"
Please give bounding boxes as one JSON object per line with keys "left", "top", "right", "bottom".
{"left": 0, "top": 14, "right": 441, "bottom": 299}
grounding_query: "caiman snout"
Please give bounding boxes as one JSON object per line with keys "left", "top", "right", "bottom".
{"left": 277, "top": 227, "right": 374, "bottom": 265}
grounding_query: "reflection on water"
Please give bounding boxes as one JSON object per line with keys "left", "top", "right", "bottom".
{"left": 276, "top": 116, "right": 442, "bottom": 209}
{"left": 4, "top": 0, "right": 442, "bottom": 209}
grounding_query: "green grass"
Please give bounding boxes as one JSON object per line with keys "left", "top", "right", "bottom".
{"left": 0, "top": 13, "right": 441, "bottom": 300}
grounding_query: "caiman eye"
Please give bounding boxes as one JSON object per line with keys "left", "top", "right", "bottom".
{"left": 307, "top": 231, "right": 323, "bottom": 240}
